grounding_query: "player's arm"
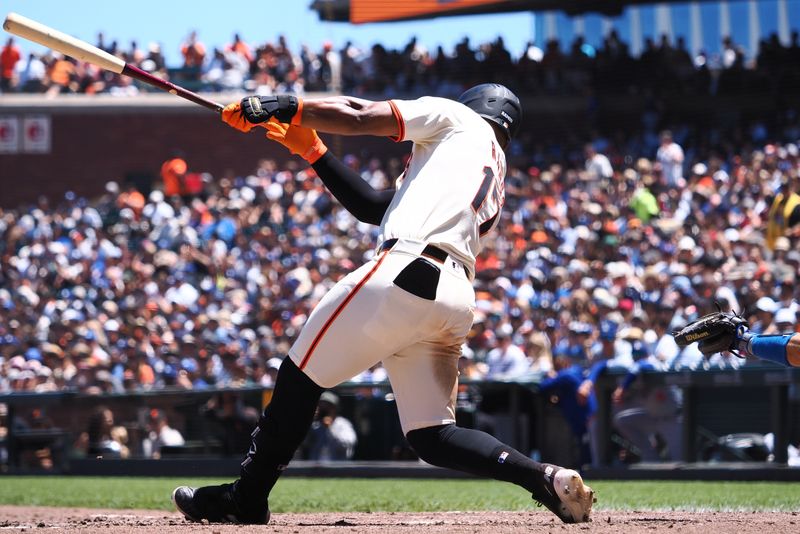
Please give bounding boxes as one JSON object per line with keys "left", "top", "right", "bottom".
{"left": 225, "top": 95, "right": 400, "bottom": 138}
{"left": 298, "top": 96, "right": 399, "bottom": 137}
{"left": 740, "top": 333, "right": 800, "bottom": 367}
{"left": 312, "top": 152, "right": 395, "bottom": 225}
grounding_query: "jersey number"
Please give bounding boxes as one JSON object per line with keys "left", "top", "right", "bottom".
{"left": 471, "top": 166, "right": 503, "bottom": 236}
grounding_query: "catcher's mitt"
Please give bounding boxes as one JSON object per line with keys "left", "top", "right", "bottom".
{"left": 672, "top": 309, "right": 749, "bottom": 357}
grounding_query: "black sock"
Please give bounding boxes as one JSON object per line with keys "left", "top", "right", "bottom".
{"left": 406, "top": 424, "right": 552, "bottom": 497}
{"left": 235, "top": 357, "right": 323, "bottom": 504}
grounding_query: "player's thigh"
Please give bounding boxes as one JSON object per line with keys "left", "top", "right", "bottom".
{"left": 289, "top": 253, "right": 446, "bottom": 387}
{"left": 383, "top": 340, "right": 463, "bottom": 435}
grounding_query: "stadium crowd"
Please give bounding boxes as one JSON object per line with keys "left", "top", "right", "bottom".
{"left": 2, "top": 28, "right": 799, "bottom": 97}
{"left": 1, "top": 121, "right": 799, "bottom": 400}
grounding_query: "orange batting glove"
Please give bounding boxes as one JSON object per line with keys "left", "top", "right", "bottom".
{"left": 221, "top": 102, "right": 256, "bottom": 133}
{"left": 264, "top": 119, "right": 328, "bottom": 163}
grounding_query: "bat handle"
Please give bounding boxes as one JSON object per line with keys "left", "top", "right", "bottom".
{"left": 121, "top": 64, "right": 224, "bottom": 113}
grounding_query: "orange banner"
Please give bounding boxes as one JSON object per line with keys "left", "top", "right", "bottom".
{"left": 351, "top": 0, "right": 509, "bottom": 24}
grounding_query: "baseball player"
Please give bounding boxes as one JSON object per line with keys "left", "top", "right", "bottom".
{"left": 172, "top": 84, "right": 594, "bottom": 524}
{"left": 673, "top": 308, "right": 800, "bottom": 367}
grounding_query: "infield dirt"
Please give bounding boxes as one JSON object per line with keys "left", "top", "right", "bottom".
{"left": 1, "top": 506, "right": 798, "bottom": 533}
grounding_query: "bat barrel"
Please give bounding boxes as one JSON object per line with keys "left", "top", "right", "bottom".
{"left": 3, "top": 12, "right": 125, "bottom": 74}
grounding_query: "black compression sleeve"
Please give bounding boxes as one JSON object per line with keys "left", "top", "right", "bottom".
{"left": 311, "top": 151, "right": 395, "bottom": 225}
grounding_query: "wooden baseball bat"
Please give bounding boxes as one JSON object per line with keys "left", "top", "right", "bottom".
{"left": 3, "top": 12, "right": 224, "bottom": 113}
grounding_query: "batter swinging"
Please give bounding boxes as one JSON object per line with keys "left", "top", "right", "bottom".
{"left": 173, "top": 84, "right": 594, "bottom": 525}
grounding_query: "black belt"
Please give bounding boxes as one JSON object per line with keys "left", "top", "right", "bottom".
{"left": 378, "top": 239, "right": 468, "bottom": 276}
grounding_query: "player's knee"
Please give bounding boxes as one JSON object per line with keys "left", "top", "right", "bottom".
{"left": 406, "top": 424, "right": 453, "bottom": 466}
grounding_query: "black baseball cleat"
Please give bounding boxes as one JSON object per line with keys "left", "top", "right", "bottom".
{"left": 533, "top": 465, "right": 595, "bottom": 523}
{"left": 172, "top": 482, "right": 269, "bottom": 524}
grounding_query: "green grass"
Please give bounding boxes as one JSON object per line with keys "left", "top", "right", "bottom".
{"left": 0, "top": 477, "right": 797, "bottom": 512}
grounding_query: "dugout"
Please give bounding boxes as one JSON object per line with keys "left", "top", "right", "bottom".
{"left": 2, "top": 366, "right": 800, "bottom": 479}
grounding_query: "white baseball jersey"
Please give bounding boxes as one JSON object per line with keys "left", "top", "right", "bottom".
{"left": 288, "top": 96, "right": 507, "bottom": 434}
{"left": 381, "top": 97, "right": 507, "bottom": 278}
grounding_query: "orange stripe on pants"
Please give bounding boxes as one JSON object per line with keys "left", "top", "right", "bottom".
{"left": 299, "top": 252, "right": 389, "bottom": 370}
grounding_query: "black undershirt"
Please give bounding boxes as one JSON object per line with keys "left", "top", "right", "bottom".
{"left": 311, "top": 151, "right": 395, "bottom": 226}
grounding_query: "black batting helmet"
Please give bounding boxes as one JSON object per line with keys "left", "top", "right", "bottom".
{"left": 457, "top": 83, "right": 522, "bottom": 144}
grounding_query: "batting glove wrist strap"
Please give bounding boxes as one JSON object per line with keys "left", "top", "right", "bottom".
{"left": 302, "top": 136, "right": 328, "bottom": 163}
{"left": 241, "top": 95, "right": 300, "bottom": 124}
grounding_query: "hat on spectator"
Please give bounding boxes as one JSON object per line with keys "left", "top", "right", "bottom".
{"left": 678, "top": 236, "right": 696, "bottom": 252}
{"left": 267, "top": 357, "right": 284, "bottom": 370}
{"left": 775, "top": 308, "right": 796, "bottom": 326}
{"left": 774, "top": 236, "right": 791, "bottom": 252}
{"left": 25, "top": 347, "right": 43, "bottom": 362}
{"left": 619, "top": 327, "right": 644, "bottom": 341}
{"left": 62, "top": 309, "right": 85, "bottom": 323}
{"left": 319, "top": 391, "right": 339, "bottom": 407}
{"left": 569, "top": 321, "right": 592, "bottom": 335}
{"left": 593, "top": 287, "right": 618, "bottom": 309}
{"left": 724, "top": 228, "right": 740, "bottom": 243}
{"left": 496, "top": 323, "right": 514, "bottom": 339}
{"left": 599, "top": 320, "right": 618, "bottom": 341}
{"left": 104, "top": 319, "right": 120, "bottom": 332}
{"left": 756, "top": 297, "right": 778, "bottom": 313}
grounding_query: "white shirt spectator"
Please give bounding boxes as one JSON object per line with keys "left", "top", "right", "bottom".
{"left": 486, "top": 338, "right": 530, "bottom": 379}
{"left": 585, "top": 151, "right": 613, "bottom": 181}
{"left": 657, "top": 136, "right": 685, "bottom": 187}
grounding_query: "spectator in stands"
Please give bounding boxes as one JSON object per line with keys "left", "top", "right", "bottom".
{"left": 13, "top": 52, "right": 45, "bottom": 92}
{"left": 44, "top": 53, "right": 75, "bottom": 95}
{"left": 142, "top": 408, "right": 185, "bottom": 458}
{"left": 302, "top": 391, "right": 357, "bottom": 461}
{"left": 2, "top": 27, "right": 799, "bottom": 104}
{"left": 766, "top": 180, "right": 800, "bottom": 251}
{"left": 774, "top": 308, "right": 798, "bottom": 335}
{"left": 160, "top": 150, "right": 188, "bottom": 198}
{"left": 227, "top": 33, "right": 253, "bottom": 63}
{"left": 485, "top": 323, "right": 531, "bottom": 379}
{"left": 656, "top": 130, "right": 685, "bottom": 188}
{"left": 584, "top": 143, "right": 613, "bottom": 181}
{"left": 180, "top": 31, "right": 206, "bottom": 79}
{"left": 84, "top": 405, "right": 130, "bottom": 459}
{"left": 1, "top": 37, "right": 21, "bottom": 92}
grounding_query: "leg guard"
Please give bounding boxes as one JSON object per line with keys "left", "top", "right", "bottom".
{"left": 236, "top": 357, "right": 324, "bottom": 503}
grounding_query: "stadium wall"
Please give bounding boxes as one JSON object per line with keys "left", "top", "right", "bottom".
{"left": 1, "top": 92, "right": 795, "bottom": 207}
{"left": 0, "top": 95, "right": 416, "bottom": 208}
